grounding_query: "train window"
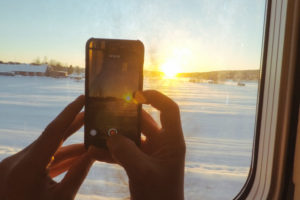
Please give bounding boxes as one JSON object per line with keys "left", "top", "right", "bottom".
{"left": 0, "top": 0, "right": 274, "bottom": 199}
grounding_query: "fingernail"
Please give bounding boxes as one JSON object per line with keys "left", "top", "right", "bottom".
{"left": 76, "top": 94, "right": 85, "bottom": 102}
{"left": 87, "top": 145, "right": 97, "bottom": 154}
{"left": 133, "top": 91, "right": 147, "bottom": 104}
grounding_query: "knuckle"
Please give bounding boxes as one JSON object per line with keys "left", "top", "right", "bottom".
{"left": 179, "top": 142, "right": 186, "bottom": 155}
{"left": 172, "top": 103, "right": 180, "bottom": 113}
{"left": 43, "top": 122, "right": 56, "bottom": 135}
{"left": 0, "top": 157, "right": 12, "bottom": 179}
{"left": 166, "top": 100, "right": 180, "bottom": 113}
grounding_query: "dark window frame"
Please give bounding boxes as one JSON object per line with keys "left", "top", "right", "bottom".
{"left": 234, "top": 0, "right": 300, "bottom": 199}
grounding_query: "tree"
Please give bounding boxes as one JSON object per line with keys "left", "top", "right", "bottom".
{"left": 68, "top": 65, "right": 74, "bottom": 74}
{"left": 32, "top": 57, "right": 41, "bottom": 65}
{"left": 43, "top": 56, "right": 48, "bottom": 64}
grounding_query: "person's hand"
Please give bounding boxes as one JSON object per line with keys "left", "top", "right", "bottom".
{"left": 0, "top": 95, "right": 96, "bottom": 200}
{"left": 102, "top": 90, "right": 186, "bottom": 200}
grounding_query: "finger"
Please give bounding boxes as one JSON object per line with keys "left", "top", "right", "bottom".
{"left": 62, "top": 111, "right": 84, "bottom": 141}
{"left": 49, "top": 145, "right": 114, "bottom": 177}
{"left": 49, "top": 144, "right": 113, "bottom": 178}
{"left": 56, "top": 152, "right": 94, "bottom": 199}
{"left": 48, "top": 156, "right": 81, "bottom": 178}
{"left": 107, "top": 135, "right": 152, "bottom": 176}
{"left": 141, "top": 109, "right": 160, "bottom": 140}
{"left": 140, "top": 136, "right": 153, "bottom": 154}
{"left": 88, "top": 146, "right": 115, "bottom": 163}
{"left": 142, "top": 90, "right": 183, "bottom": 137}
{"left": 30, "top": 95, "right": 85, "bottom": 170}
{"left": 51, "top": 144, "right": 86, "bottom": 167}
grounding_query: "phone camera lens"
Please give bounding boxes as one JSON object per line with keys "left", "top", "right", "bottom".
{"left": 90, "top": 129, "right": 97, "bottom": 136}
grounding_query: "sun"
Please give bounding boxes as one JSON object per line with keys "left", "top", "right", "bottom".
{"left": 160, "top": 59, "right": 181, "bottom": 78}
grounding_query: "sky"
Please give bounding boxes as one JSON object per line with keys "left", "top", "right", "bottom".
{"left": 0, "top": 0, "right": 266, "bottom": 72}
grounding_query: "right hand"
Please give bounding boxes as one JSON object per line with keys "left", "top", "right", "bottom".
{"left": 94, "top": 90, "right": 186, "bottom": 200}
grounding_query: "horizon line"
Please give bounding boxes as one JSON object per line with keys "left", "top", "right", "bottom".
{"left": 0, "top": 62, "right": 259, "bottom": 74}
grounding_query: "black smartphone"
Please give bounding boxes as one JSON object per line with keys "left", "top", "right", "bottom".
{"left": 84, "top": 38, "right": 144, "bottom": 148}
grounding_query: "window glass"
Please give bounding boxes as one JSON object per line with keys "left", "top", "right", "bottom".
{"left": 0, "top": 0, "right": 266, "bottom": 199}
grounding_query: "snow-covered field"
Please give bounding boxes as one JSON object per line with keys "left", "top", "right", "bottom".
{"left": 0, "top": 76, "right": 258, "bottom": 200}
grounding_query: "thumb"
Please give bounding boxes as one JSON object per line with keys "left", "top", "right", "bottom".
{"left": 107, "top": 135, "right": 149, "bottom": 174}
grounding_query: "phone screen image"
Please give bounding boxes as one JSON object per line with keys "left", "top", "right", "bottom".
{"left": 85, "top": 39, "right": 144, "bottom": 148}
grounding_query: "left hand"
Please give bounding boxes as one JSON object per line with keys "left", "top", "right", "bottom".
{"left": 0, "top": 95, "right": 110, "bottom": 200}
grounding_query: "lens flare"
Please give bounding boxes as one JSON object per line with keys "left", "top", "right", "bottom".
{"left": 123, "top": 93, "right": 132, "bottom": 103}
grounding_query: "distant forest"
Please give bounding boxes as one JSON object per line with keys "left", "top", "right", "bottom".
{"left": 1, "top": 60, "right": 259, "bottom": 81}
{"left": 0, "top": 59, "right": 84, "bottom": 74}
{"left": 178, "top": 70, "right": 260, "bottom": 81}
{"left": 144, "top": 70, "right": 260, "bottom": 81}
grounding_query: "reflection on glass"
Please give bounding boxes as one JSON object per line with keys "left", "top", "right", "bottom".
{"left": 89, "top": 49, "right": 139, "bottom": 99}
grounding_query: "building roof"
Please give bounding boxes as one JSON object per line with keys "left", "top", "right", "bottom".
{"left": 0, "top": 64, "right": 48, "bottom": 73}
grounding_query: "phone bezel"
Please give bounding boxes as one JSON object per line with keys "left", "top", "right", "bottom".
{"left": 84, "top": 38, "right": 144, "bottom": 149}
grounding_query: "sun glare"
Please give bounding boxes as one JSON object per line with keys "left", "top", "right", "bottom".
{"left": 159, "top": 48, "right": 191, "bottom": 78}
{"left": 160, "top": 59, "right": 181, "bottom": 78}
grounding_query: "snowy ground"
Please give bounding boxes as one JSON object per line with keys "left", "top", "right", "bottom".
{"left": 0, "top": 76, "right": 258, "bottom": 199}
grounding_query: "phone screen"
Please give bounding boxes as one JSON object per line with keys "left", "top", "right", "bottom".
{"left": 85, "top": 39, "right": 143, "bottom": 148}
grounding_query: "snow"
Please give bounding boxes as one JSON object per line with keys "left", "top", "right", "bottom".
{"left": 0, "top": 63, "right": 47, "bottom": 73}
{"left": 0, "top": 76, "right": 258, "bottom": 199}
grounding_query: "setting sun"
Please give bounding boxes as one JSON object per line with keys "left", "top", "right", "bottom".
{"left": 159, "top": 47, "right": 191, "bottom": 78}
{"left": 160, "top": 59, "right": 182, "bottom": 78}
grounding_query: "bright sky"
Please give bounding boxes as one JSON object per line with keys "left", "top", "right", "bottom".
{"left": 0, "top": 0, "right": 266, "bottom": 72}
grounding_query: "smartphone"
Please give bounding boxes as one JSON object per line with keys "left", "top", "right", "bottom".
{"left": 84, "top": 38, "right": 144, "bottom": 148}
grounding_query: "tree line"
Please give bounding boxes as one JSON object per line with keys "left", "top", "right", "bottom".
{"left": 177, "top": 70, "right": 259, "bottom": 81}
{"left": 0, "top": 57, "right": 84, "bottom": 75}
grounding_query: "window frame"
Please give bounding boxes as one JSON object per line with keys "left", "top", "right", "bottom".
{"left": 234, "top": 0, "right": 300, "bottom": 199}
